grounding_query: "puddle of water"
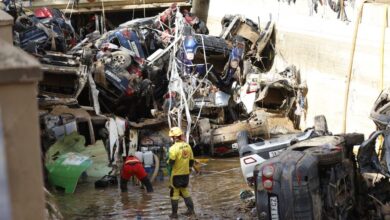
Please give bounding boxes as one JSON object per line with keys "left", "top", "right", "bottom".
{"left": 54, "top": 158, "right": 256, "bottom": 219}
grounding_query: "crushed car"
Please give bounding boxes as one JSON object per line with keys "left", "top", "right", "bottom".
{"left": 238, "top": 115, "right": 328, "bottom": 186}
{"left": 163, "top": 12, "right": 304, "bottom": 155}
{"left": 37, "top": 51, "right": 89, "bottom": 99}
{"left": 13, "top": 7, "right": 77, "bottom": 54}
{"left": 242, "top": 89, "right": 390, "bottom": 219}
{"left": 253, "top": 132, "right": 364, "bottom": 219}
{"left": 12, "top": 4, "right": 305, "bottom": 159}
{"left": 357, "top": 88, "right": 390, "bottom": 219}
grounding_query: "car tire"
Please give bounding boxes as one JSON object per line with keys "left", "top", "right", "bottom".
{"left": 306, "top": 145, "right": 343, "bottom": 166}
{"left": 110, "top": 51, "right": 132, "bottom": 69}
{"left": 14, "top": 15, "right": 34, "bottom": 32}
{"left": 314, "top": 115, "right": 328, "bottom": 135}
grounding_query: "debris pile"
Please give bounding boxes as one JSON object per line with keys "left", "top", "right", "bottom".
{"left": 9, "top": 4, "right": 306, "bottom": 192}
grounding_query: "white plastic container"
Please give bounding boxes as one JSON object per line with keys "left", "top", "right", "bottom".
{"left": 135, "top": 151, "right": 144, "bottom": 163}
{"left": 143, "top": 151, "right": 154, "bottom": 168}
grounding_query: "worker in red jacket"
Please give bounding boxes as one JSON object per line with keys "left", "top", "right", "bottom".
{"left": 120, "top": 155, "right": 153, "bottom": 193}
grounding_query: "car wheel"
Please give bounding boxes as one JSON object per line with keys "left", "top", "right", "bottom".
{"left": 314, "top": 115, "right": 328, "bottom": 135}
{"left": 306, "top": 145, "right": 343, "bottom": 166}
{"left": 14, "top": 15, "right": 34, "bottom": 32}
{"left": 110, "top": 51, "right": 132, "bottom": 69}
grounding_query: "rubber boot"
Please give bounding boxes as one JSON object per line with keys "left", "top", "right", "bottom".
{"left": 140, "top": 177, "right": 154, "bottom": 193}
{"left": 169, "top": 200, "right": 179, "bottom": 219}
{"left": 119, "top": 178, "right": 128, "bottom": 192}
{"left": 183, "top": 197, "right": 195, "bottom": 216}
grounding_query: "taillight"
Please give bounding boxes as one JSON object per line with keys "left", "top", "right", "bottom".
{"left": 262, "top": 165, "right": 274, "bottom": 178}
{"left": 262, "top": 164, "right": 274, "bottom": 191}
{"left": 243, "top": 156, "right": 257, "bottom": 165}
{"left": 263, "top": 179, "right": 273, "bottom": 189}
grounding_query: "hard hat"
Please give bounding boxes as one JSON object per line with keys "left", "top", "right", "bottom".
{"left": 169, "top": 127, "right": 183, "bottom": 137}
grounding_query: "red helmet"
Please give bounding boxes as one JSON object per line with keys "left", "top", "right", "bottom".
{"left": 34, "top": 7, "right": 53, "bottom": 18}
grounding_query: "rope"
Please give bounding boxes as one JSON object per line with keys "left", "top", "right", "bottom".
{"left": 69, "top": 0, "right": 75, "bottom": 19}
{"left": 342, "top": 0, "right": 371, "bottom": 133}
{"left": 101, "top": 0, "right": 106, "bottom": 33}
{"left": 132, "top": 0, "right": 135, "bottom": 19}
{"left": 143, "top": 0, "right": 146, "bottom": 18}
{"left": 163, "top": 8, "right": 220, "bottom": 142}
{"left": 64, "top": 0, "right": 72, "bottom": 14}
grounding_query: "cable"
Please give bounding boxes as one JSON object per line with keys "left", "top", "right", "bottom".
{"left": 64, "top": 0, "right": 72, "bottom": 14}
{"left": 150, "top": 153, "right": 160, "bottom": 182}
{"left": 69, "top": 0, "right": 75, "bottom": 20}
{"left": 101, "top": 0, "right": 106, "bottom": 33}
{"left": 342, "top": 0, "right": 372, "bottom": 133}
{"left": 132, "top": 0, "right": 135, "bottom": 19}
{"left": 143, "top": 0, "right": 146, "bottom": 18}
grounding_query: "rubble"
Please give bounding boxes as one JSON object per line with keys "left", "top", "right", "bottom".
{"left": 3, "top": 0, "right": 390, "bottom": 219}
{"left": 8, "top": 3, "right": 306, "bottom": 198}
{"left": 7, "top": 4, "right": 304, "bottom": 157}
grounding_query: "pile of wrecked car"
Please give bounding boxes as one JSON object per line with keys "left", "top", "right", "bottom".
{"left": 7, "top": 2, "right": 307, "bottom": 193}
{"left": 9, "top": 2, "right": 389, "bottom": 220}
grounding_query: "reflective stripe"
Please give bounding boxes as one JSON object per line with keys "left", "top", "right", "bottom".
{"left": 125, "top": 157, "right": 141, "bottom": 164}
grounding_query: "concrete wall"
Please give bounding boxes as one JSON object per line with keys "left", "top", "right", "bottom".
{"left": 207, "top": 0, "right": 390, "bottom": 136}
{"left": 0, "top": 10, "right": 13, "bottom": 44}
{"left": 0, "top": 14, "right": 44, "bottom": 219}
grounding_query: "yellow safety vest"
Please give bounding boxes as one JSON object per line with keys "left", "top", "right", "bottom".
{"left": 169, "top": 141, "right": 194, "bottom": 176}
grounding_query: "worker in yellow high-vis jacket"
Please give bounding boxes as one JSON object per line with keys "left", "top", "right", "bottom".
{"left": 167, "top": 127, "right": 195, "bottom": 219}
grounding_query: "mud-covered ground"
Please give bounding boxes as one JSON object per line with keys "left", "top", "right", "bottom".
{"left": 54, "top": 158, "right": 256, "bottom": 219}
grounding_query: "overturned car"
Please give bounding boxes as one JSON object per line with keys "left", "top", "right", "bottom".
{"left": 254, "top": 133, "right": 364, "bottom": 219}
{"left": 13, "top": 7, "right": 77, "bottom": 54}
{"left": 242, "top": 89, "right": 390, "bottom": 219}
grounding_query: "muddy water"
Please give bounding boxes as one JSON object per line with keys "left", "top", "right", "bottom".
{"left": 54, "top": 158, "right": 256, "bottom": 219}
